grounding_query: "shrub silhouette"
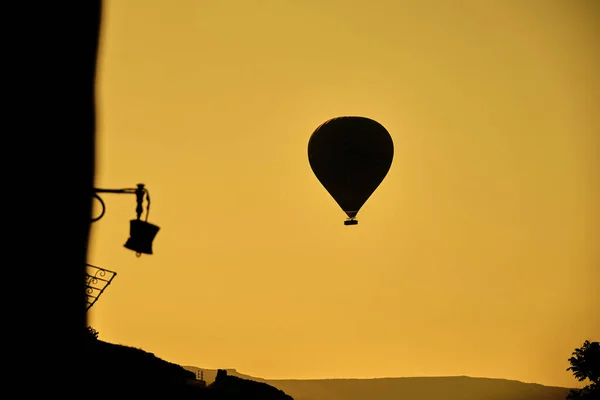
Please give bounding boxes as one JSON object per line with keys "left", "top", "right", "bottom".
{"left": 87, "top": 326, "right": 99, "bottom": 340}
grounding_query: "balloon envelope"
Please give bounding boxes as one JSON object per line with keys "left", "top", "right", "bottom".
{"left": 308, "top": 116, "right": 394, "bottom": 222}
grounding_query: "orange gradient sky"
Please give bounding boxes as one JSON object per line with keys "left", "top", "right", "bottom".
{"left": 89, "top": 0, "right": 599, "bottom": 388}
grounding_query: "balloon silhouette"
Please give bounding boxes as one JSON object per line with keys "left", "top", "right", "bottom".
{"left": 308, "top": 116, "right": 394, "bottom": 225}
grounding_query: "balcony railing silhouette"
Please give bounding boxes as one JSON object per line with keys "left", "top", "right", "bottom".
{"left": 85, "top": 263, "right": 117, "bottom": 311}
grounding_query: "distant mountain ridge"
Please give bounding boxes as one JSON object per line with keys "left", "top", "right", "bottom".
{"left": 183, "top": 367, "right": 573, "bottom": 400}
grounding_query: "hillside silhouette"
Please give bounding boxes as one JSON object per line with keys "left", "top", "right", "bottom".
{"left": 84, "top": 334, "right": 293, "bottom": 399}
{"left": 210, "top": 369, "right": 294, "bottom": 400}
{"left": 184, "top": 367, "right": 572, "bottom": 400}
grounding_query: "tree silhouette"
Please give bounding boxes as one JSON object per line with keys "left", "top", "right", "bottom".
{"left": 566, "top": 340, "right": 599, "bottom": 399}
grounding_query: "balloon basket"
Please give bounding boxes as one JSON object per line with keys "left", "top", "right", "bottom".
{"left": 344, "top": 218, "right": 358, "bottom": 226}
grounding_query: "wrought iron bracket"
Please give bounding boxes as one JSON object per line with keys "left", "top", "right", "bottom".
{"left": 91, "top": 183, "right": 150, "bottom": 223}
{"left": 85, "top": 264, "right": 117, "bottom": 311}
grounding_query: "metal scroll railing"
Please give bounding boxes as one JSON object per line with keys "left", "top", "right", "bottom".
{"left": 85, "top": 263, "right": 117, "bottom": 311}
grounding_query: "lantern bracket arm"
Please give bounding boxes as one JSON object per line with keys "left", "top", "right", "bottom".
{"left": 94, "top": 188, "right": 137, "bottom": 194}
{"left": 91, "top": 183, "right": 150, "bottom": 223}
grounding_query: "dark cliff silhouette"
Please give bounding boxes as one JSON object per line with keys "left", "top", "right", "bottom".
{"left": 8, "top": 1, "right": 101, "bottom": 396}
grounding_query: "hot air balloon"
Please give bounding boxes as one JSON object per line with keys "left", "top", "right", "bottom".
{"left": 308, "top": 116, "right": 394, "bottom": 225}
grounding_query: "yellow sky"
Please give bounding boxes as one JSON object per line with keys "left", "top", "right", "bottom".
{"left": 89, "top": 0, "right": 599, "bottom": 388}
